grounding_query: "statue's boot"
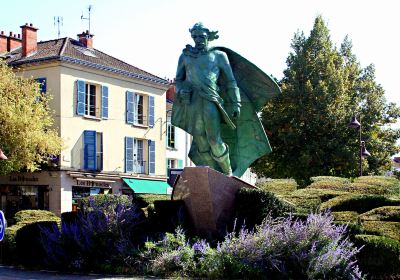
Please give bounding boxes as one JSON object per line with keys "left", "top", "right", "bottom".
{"left": 211, "top": 145, "right": 232, "bottom": 176}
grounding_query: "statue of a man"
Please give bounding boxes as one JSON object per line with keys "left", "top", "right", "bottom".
{"left": 172, "top": 23, "right": 280, "bottom": 177}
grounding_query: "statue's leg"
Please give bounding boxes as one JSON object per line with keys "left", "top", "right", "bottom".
{"left": 204, "top": 102, "right": 232, "bottom": 175}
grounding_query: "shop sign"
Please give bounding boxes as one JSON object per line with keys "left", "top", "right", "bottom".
{"left": 76, "top": 180, "right": 111, "bottom": 188}
{"left": 9, "top": 175, "right": 39, "bottom": 182}
{"left": 0, "top": 210, "right": 6, "bottom": 242}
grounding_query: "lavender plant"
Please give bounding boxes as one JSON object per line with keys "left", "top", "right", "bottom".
{"left": 41, "top": 196, "right": 146, "bottom": 272}
{"left": 141, "top": 211, "right": 364, "bottom": 279}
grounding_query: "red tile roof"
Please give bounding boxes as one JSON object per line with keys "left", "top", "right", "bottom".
{"left": 4, "top": 37, "right": 168, "bottom": 86}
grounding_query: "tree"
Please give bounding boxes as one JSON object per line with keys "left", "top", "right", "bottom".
{"left": 252, "top": 16, "right": 400, "bottom": 185}
{"left": 0, "top": 61, "right": 62, "bottom": 175}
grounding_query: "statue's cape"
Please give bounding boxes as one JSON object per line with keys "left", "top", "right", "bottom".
{"left": 172, "top": 47, "right": 281, "bottom": 177}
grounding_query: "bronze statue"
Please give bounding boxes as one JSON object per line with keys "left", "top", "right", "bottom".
{"left": 172, "top": 23, "right": 280, "bottom": 177}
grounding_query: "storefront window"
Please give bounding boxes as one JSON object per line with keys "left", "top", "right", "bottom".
{"left": 0, "top": 185, "right": 49, "bottom": 224}
{"left": 72, "top": 186, "right": 111, "bottom": 211}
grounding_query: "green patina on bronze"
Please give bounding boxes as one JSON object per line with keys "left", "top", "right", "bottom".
{"left": 172, "top": 23, "right": 280, "bottom": 177}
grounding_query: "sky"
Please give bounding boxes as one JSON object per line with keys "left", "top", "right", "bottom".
{"left": 1, "top": 0, "right": 399, "bottom": 106}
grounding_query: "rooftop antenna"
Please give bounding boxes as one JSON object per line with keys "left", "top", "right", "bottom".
{"left": 81, "top": 5, "right": 93, "bottom": 35}
{"left": 53, "top": 16, "right": 63, "bottom": 38}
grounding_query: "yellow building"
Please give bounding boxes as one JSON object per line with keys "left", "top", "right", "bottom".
{"left": 0, "top": 24, "right": 169, "bottom": 219}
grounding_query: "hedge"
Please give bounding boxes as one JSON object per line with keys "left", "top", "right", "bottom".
{"left": 1, "top": 210, "right": 60, "bottom": 265}
{"left": 353, "top": 234, "right": 400, "bottom": 277}
{"left": 310, "top": 176, "right": 350, "bottom": 183}
{"left": 331, "top": 211, "right": 359, "bottom": 222}
{"left": 361, "top": 221, "right": 400, "bottom": 240}
{"left": 255, "top": 179, "right": 297, "bottom": 195}
{"left": 234, "top": 188, "right": 294, "bottom": 230}
{"left": 282, "top": 188, "right": 348, "bottom": 212}
{"left": 320, "top": 194, "right": 400, "bottom": 213}
{"left": 359, "top": 206, "right": 400, "bottom": 222}
{"left": 15, "top": 221, "right": 58, "bottom": 267}
{"left": 14, "top": 209, "right": 59, "bottom": 224}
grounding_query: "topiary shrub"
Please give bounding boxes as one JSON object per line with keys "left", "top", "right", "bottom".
{"left": 81, "top": 194, "right": 131, "bottom": 212}
{"left": 351, "top": 176, "right": 400, "bottom": 196}
{"left": 332, "top": 211, "right": 359, "bottom": 222}
{"left": 359, "top": 206, "right": 400, "bottom": 222}
{"left": 234, "top": 188, "right": 294, "bottom": 230}
{"left": 14, "top": 209, "right": 59, "bottom": 224}
{"left": 148, "top": 200, "right": 193, "bottom": 235}
{"left": 310, "top": 176, "right": 350, "bottom": 183}
{"left": 15, "top": 221, "right": 58, "bottom": 267}
{"left": 320, "top": 194, "right": 400, "bottom": 213}
{"left": 255, "top": 178, "right": 297, "bottom": 195}
{"left": 361, "top": 221, "right": 400, "bottom": 241}
{"left": 353, "top": 234, "right": 400, "bottom": 277}
{"left": 61, "top": 211, "right": 79, "bottom": 225}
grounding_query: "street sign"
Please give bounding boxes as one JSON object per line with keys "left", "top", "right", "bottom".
{"left": 0, "top": 210, "right": 5, "bottom": 241}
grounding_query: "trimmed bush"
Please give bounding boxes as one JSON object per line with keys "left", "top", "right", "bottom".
{"left": 320, "top": 194, "right": 400, "bottom": 213}
{"left": 148, "top": 200, "right": 193, "bottom": 234}
{"left": 81, "top": 194, "right": 131, "bottom": 212}
{"left": 14, "top": 209, "right": 59, "bottom": 224}
{"left": 362, "top": 221, "right": 400, "bottom": 240}
{"left": 307, "top": 180, "right": 352, "bottom": 192}
{"left": 255, "top": 179, "right": 297, "bottom": 195}
{"left": 332, "top": 211, "right": 359, "bottom": 222}
{"left": 282, "top": 188, "right": 348, "bottom": 213}
{"left": 15, "top": 221, "right": 58, "bottom": 267}
{"left": 133, "top": 194, "right": 171, "bottom": 209}
{"left": 310, "top": 176, "right": 350, "bottom": 183}
{"left": 353, "top": 234, "right": 400, "bottom": 277}
{"left": 359, "top": 206, "right": 400, "bottom": 222}
{"left": 234, "top": 188, "right": 294, "bottom": 229}
{"left": 61, "top": 211, "right": 79, "bottom": 225}
{"left": 352, "top": 176, "right": 400, "bottom": 196}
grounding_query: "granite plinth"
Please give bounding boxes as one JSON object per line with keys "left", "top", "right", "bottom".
{"left": 172, "top": 166, "right": 255, "bottom": 238}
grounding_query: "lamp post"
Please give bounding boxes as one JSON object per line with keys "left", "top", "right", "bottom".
{"left": 349, "top": 115, "right": 371, "bottom": 176}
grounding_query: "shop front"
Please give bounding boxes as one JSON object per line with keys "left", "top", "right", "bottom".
{"left": 71, "top": 179, "right": 113, "bottom": 211}
{"left": 0, "top": 185, "right": 49, "bottom": 222}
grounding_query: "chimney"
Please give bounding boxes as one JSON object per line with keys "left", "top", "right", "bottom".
{"left": 166, "top": 79, "right": 176, "bottom": 102}
{"left": 20, "top": 23, "right": 38, "bottom": 57}
{"left": 77, "top": 30, "right": 93, "bottom": 48}
{"left": 7, "top": 31, "right": 22, "bottom": 52}
{"left": 0, "top": 31, "right": 7, "bottom": 54}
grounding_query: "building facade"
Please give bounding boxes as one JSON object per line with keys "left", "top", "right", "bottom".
{"left": 0, "top": 24, "right": 169, "bottom": 220}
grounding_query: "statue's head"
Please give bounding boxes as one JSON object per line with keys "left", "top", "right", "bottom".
{"left": 189, "top": 22, "right": 219, "bottom": 51}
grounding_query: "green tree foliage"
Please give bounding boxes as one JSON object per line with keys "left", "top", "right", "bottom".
{"left": 0, "top": 61, "right": 62, "bottom": 175}
{"left": 253, "top": 16, "right": 400, "bottom": 185}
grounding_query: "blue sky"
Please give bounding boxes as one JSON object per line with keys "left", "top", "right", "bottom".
{"left": 1, "top": 0, "right": 399, "bottom": 106}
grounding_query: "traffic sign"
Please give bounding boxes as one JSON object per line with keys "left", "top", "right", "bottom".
{"left": 0, "top": 210, "right": 6, "bottom": 242}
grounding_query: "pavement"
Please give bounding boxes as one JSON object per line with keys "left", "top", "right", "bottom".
{"left": 0, "top": 265, "right": 156, "bottom": 279}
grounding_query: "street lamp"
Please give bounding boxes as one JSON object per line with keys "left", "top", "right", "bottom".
{"left": 349, "top": 115, "right": 371, "bottom": 176}
{"left": 0, "top": 149, "right": 7, "bottom": 160}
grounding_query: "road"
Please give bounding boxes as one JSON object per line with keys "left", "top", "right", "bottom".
{"left": 0, "top": 265, "right": 154, "bottom": 279}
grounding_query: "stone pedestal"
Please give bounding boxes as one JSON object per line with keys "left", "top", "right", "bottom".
{"left": 172, "top": 166, "right": 255, "bottom": 238}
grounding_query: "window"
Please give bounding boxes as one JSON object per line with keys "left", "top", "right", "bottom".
{"left": 77, "top": 80, "right": 108, "bottom": 119}
{"left": 83, "top": 130, "right": 103, "bottom": 171}
{"left": 35, "top": 77, "right": 47, "bottom": 94}
{"left": 126, "top": 91, "right": 154, "bottom": 127}
{"left": 167, "top": 122, "right": 176, "bottom": 148}
{"left": 168, "top": 158, "right": 177, "bottom": 169}
{"left": 125, "top": 137, "right": 155, "bottom": 175}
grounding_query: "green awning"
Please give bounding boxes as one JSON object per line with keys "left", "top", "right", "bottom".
{"left": 122, "top": 178, "right": 172, "bottom": 194}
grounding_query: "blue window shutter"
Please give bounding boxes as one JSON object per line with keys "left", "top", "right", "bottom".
{"left": 101, "top": 85, "right": 109, "bottom": 119}
{"left": 126, "top": 91, "right": 134, "bottom": 124}
{"left": 77, "top": 80, "right": 86, "bottom": 116}
{"left": 36, "top": 78, "right": 47, "bottom": 94}
{"left": 178, "top": 159, "right": 183, "bottom": 168}
{"left": 125, "top": 137, "right": 134, "bottom": 172}
{"left": 148, "top": 95, "right": 155, "bottom": 127}
{"left": 84, "top": 130, "right": 97, "bottom": 170}
{"left": 148, "top": 140, "right": 155, "bottom": 175}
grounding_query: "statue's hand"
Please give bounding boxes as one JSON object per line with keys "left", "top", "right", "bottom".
{"left": 232, "top": 104, "right": 241, "bottom": 119}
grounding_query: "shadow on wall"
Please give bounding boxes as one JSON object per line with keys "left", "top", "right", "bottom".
{"left": 71, "top": 133, "right": 84, "bottom": 169}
